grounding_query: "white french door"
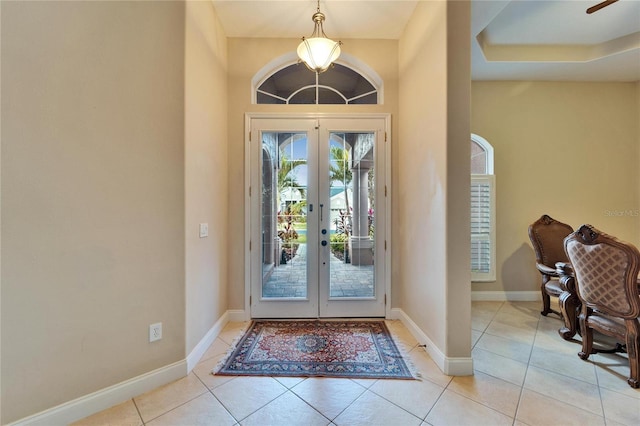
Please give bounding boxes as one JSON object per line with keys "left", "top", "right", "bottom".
{"left": 247, "top": 114, "right": 389, "bottom": 318}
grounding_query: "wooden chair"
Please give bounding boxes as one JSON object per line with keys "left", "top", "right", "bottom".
{"left": 528, "top": 215, "right": 574, "bottom": 316}
{"left": 565, "top": 224, "right": 640, "bottom": 388}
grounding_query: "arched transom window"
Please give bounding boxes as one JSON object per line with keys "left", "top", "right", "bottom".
{"left": 255, "top": 60, "right": 380, "bottom": 105}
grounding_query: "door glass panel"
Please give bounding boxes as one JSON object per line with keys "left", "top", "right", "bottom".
{"left": 328, "top": 132, "right": 375, "bottom": 298}
{"left": 261, "top": 132, "right": 308, "bottom": 298}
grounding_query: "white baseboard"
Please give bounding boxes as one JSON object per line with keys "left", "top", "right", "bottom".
{"left": 9, "top": 360, "right": 187, "bottom": 426}
{"left": 227, "top": 309, "right": 247, "bottom": 322}
{"left": 10, "top": 309, "right": 241, "bottom": 426}
{"left": 389, "top": 308, "right": 473, "bottom": 376}
{"left": 186, "top": 311, "right": 229, "bottom": 372}
{"left": 471, "top": 291, "right": 541, "bottom": 301}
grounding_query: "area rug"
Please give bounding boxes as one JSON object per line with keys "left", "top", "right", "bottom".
{"left": 214, "top": 320, "right": 417, "bottom": 379}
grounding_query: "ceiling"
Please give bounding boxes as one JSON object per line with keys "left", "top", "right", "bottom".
{"left": 211, "top": 0, "right": 640, "bottom": 82}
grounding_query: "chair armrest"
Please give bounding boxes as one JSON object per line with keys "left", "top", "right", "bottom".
{"left": 536, "top": 263, "right": 558, "bottom": 276}
{"left": 555, "top": 262, "right": 573, "bottom": 276}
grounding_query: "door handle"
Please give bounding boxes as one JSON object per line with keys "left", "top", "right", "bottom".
{"left": 320, "top": 204, "right": 324, "bottom": 221}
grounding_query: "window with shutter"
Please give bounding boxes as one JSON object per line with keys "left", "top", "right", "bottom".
{"left": 471, "top": 175, "right": 495, "bottom": 281}
{"left": 471, "top": 134, "right": 495, "bottom": 282}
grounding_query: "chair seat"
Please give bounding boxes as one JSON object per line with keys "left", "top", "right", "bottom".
{"left": 588, "top": 311, "right": 627, "bottom": 341}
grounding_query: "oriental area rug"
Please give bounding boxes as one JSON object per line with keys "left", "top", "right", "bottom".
{"left": 214, "top": 320, "right": 417, "bottom": 380}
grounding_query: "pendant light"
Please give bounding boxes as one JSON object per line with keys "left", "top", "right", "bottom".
{"left": 297, "top": 0, "right": 342, "bottom": 73}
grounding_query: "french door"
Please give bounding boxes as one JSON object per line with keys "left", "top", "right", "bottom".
{"left": 247, "top": 115, "right": 389, "bottom": 318}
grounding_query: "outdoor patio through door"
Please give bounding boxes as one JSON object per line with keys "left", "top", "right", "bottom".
{"left": 248, "top": 116, "right": 389, "bottom": 318}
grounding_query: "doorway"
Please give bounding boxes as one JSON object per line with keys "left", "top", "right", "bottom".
{"left": 247, "top": 115, "right": 390, "bottom": 318}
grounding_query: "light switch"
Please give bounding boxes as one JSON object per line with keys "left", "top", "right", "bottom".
{"left": 199, "top": 223, "right": 208, "bottom": 238}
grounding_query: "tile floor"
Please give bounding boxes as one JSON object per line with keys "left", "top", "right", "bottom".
{"left": 73, "top": 301, "right": 640, "bottom": 426}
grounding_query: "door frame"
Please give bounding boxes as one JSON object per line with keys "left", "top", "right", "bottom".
{"left": 244, "top": 112, "right": 392, "bottom": 318}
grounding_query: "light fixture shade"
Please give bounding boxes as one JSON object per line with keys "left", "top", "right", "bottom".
{"left": 297, "top": 37, "right": 341, "bottom": 73}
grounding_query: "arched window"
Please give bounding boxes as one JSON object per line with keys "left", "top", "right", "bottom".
{"left": 471, "top": 134, "right": 496, "bottom": 282}
{"left": 253, "top": 53, "right": 382, "bottom": 105}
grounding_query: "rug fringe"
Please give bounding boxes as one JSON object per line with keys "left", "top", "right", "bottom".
{"left": 386, "top": 324, "right": 422, "bottom": 380}
{"left": 392, "top": 336, "right": 422, "bottom": 380}
{"left": 211, "top": 322, "right": 252, "bottom": 375}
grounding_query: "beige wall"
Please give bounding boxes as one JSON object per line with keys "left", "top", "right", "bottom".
{"left": 184, "top": 0, "right": 228, "bottom": 354}
{"left": 471, "top": 81, "right": 640, "bottom": 294}
{"left": 1, "top": 2, "right": 186, "bottom": 423}
{"left": 398, "top": 0, "right": 471, "bottom": 360}
{"left": 226, "top": 38, "right": 399, "bottom": 310}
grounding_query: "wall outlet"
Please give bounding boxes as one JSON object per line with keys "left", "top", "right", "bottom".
{"left": 149, "top": 322, "right": 162, "bottom": 342}
{"left": 199, "top": 223, "right": 209, "bottom": 238}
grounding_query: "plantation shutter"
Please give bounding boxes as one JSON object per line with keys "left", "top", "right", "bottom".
{"left": 471, "top": 175, "right": 496, "bottom": 281}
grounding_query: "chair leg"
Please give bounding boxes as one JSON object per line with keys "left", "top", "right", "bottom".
{"left": 558, "top": 290, "right": 579, "bottom": 340}
{"left": 541, "top": 292, "right": 551, "bottom": 316}
{"left": 625, "top": 320, "right": 640, "bottom": 388}
{"left": 541, "top": 276, "right": 552, "bottom": 316}
{"left": 578, "top": 315, "right": 594, "bottom": 360}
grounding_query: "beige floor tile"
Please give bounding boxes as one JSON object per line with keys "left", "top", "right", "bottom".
{"left": 529, "top": 346, "right": 597, "bottom": 384}
{"left": 593, "top": 352, "right": 640, "bottom": 399}
{"left": 192, "top": 353, "right": 236, "bottom": 390}
{"left": 291, "top": 377, "right": 366, "bottom": 420}
{"left": 368, "top": 375, "right": 444, "bottom": 418}
{"left": 491, "top": 311, "right": 539, "bottom": 333}
{"left": 349, "top": 377, "right": 378, "bottom": 389}
{"left": 386, "top": 321, "right": 420, "bottom": 352}
{"left": 333, "top": 390, "right": 422, "bottom": 426}
{"left": 200, "top": 337, "right": 232, "bottom": 363}
{"left": 485, "top": 320, "right": 537, "bottom": 346}
{"left": 471, "top": 329, "right": 483, "bottom": 348}
{"left": 498, "top": 301, "right": 541, "bottom": 319}
{"left": 448, "top": 370, "right": 521, "bottom": 417}
{"left": 475, "top": 332, "right": 533, "bottom": 364}
{"left": 535, "top": 314, "right": 565, "bottom": 334}
{"left": 471, "top": 304, "right": 500, "bottom": 332}
{"left": 472, "top": 301, "right": 504, "bottom": 315}
{"left": 515, "top": 388, "right": 605, "bottom": 426}
{"left": 524, "top": 366, "right": 603, "bottom": 416}
{"left": 472, "top": 347, "right": 528, "bottom": 386}
{"left": 408, "top": 348, "right": 453, "bottom": 388}
{"left": 425, "top": 389, "right": 513, "bottom": 426}
{"left": 273, "top": 376, "right": 306, "bottom": 389}
{"left": 218, "top": 321, "right": 249, "bottom": 345}
{"left": 70, "top": 400, "right": 142, "bottom": 426}
{"left": 146, "top": 392, "right": 236, "bottom": 426}
{"left": 600, "top": 387, "right": 640, "bottom": 426}
{"left": 532, "top": 328, "right": 581, "bottom": 356}
{"left": 133, "top": 373, "right": 208, "bottom": 423}
{"left": 212, "top": 376, "right": 286, "bottom": 421}
{"left": 241, "top": 390, "right": 330, "bottom": 426}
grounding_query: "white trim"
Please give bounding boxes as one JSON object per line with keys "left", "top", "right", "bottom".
{"left": 227, "top": 309, "right": 248, "bottom": 322}
{"left": 471, "top": 291, "right": 541, "bottom": 301}
{"left": 384, "top": 114, "right": 392, "bottom": 319}
{"left": 186, "top": 312, "right": 229, "bottom": 372}
{"left": 389, "top": 308, "right": 474, "bottom": 376}
{"left": 244, "top": 114, "right": 252, "bottom": 319}
{"left": 8, "top": 361, "right": 187, "bottom": 426}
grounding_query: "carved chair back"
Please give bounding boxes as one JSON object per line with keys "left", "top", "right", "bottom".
{"left": 529, "top": 214, "right": 573, "bottom": 269}
{"left": 565, "top": 224, "right": 640, "bottom": 319}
